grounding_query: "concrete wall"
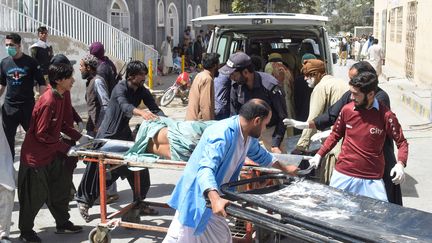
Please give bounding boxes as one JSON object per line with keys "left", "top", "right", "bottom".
{"left": 207, "top": 0, "right": 220, "bottom": 16}
{"left": 0, "top": 32, "right": 124, "bottom": 107}
{"left": 374, "top": 0, "right": 432, "bottom": 87}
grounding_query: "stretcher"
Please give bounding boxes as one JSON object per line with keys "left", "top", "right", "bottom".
{"left": 76, "top": 139, "right": 311, "bottom": 242}
{"left": 221, "top": 174, "right": 432, "bottom": 243}
{"left": 76, "top": 139, "right": 186, "bottom": 243}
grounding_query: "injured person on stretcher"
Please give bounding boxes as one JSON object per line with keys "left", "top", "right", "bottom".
{"left": 124, "top": 117, "right": 216, "bottom": 162}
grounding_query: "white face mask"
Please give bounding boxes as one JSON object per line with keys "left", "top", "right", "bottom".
{"left": 306, "top": 77, "right": 316, "bottom": 88}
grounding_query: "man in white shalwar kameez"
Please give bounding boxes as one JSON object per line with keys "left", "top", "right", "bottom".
{"left": 0, "top": 113, "right": 16, "bottom": 243}
{"left": 163, "top": 99, "right": 299, "bottom": 243}
{"left": 161, "top": 36, "right": 174, "bottom": 75}
{"left": 367, "top": 39, "right": 385, "bottom": 76}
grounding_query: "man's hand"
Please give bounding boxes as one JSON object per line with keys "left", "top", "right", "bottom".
{"left": 283, "top": 119, "right": 309, "bottom": 129}
{"left": 139, "top": 110, "right": 159, "bottom": 120}
{"left": 78, "top": 134, "right": 94, "bottom": 144}
{"left": 311, "top": 130, "right": 332, "bottom": 143}
{"left": 273, "top": 161, "right": 299, "bottom": 176}
{"left": 308, "top": 154, "right": 322, "bottom": 169}
{"left": 207, "top": 190, "right": 230, "bottom": 217}
{"left": 390, "top": 163, "right": 405, "bottom": 185}
{"left": 67, "top": 147, "right": 78, "bottom": 157}
{"left": 77, "top": 121, "right": 85, "bottom": 133}
{"left": 271, "top": 146, "right": 282, "bottom": 154}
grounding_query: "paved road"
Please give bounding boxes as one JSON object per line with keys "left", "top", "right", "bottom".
{"left": 7, "top": 61, "right": 432, "bottom": 242}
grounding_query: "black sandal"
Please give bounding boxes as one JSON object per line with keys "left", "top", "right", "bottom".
{"left": 139, "top": 204, "right": 159, "bottom": 216}
{"left": 78, "top": 202, "right": 90, "bottom": 222}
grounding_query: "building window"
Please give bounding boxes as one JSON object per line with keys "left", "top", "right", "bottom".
{"left": 167, "top": 3, "right": 179, "bottom": 46}
{"left": 109, "top": 0, "right": 130, "bottom": 34}
{"left": 157, "top": 0, "right": 165, "bottom": 27}
{"left": 396, "top": 6, "right": 403, "bottom": 43}
{"left": 374, "top": 12, "right": 379, "bottom": 38}
{"left": 187, "top": 4, "right": 193, "bottom": 26}
{"left": 195, "top": 5, "right": 202, "bottom": 27}
{"left": 389, "top": 9, "right": 395, "bottom": 42}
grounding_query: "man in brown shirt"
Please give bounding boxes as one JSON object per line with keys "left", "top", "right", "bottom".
{"left": 185, "top": 53, "right": 220, "bottom": 121}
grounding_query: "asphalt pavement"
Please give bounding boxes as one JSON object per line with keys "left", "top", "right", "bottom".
{"left": 6, "top": 61, "right": 432, "bottom": 243}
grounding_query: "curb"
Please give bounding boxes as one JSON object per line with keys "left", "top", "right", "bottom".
{"left": 401, "top": 92, "right": 431, "bottom": 121}
{"left": 382, "top": 67, "right": 431, "bottom": 122}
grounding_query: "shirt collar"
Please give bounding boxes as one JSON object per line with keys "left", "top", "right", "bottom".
{"left": 353, "top": 98, "right": 379, "bottom": 111}
{"left": 51, "top": 88, "right": 64, "bottom": 98}
{"left": 252, "top": 72, "right": 261, "bottom": 89}
{"left": 238, "top": 118, "right": 245, "bottom": 142}
{"left": 371, "top": 98, "right": 379, "bottom": 110}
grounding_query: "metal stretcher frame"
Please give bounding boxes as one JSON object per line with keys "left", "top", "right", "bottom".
{"left": 76, "top": 148, "right": 187, "bottom": 241}
{"left": 221, "top": 174, "right": 432, "bottom": 243}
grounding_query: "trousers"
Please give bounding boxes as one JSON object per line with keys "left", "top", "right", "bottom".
{"left": 18, "top": 157, "right": 71, "bottom": 232}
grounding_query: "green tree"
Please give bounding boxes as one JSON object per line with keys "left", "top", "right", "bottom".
{"left": 321, "top": 0, "right": 374, "bottom": 34}
{"left": 232, "top": 0, "right": 317, "bottom": 14}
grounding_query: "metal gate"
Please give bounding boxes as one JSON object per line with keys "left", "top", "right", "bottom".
{"left": 405, "top": 1, "right": 418, "bottom": 80}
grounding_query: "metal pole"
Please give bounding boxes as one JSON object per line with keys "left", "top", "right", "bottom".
{"left": 148, "top": 59, "right": 153, "bottom": 90}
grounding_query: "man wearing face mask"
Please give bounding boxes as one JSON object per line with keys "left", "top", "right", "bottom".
{"left": 288, "top": 59, "right": 347, "bottom": 155}
{"left": 0, "top": 33, "right": 47, "bottom": 160}
{"left": 185, "top": 53, "right": 220, "bottom": 121}
{"left": 225, "top": 52, "right": 288, "bottom": 153}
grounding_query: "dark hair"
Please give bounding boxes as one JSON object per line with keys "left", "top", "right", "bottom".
{"left": 349, "top": 71, "right": 378, "bottom": 94}
{"left": 237, "top": 64, "right": 255, "bottom": 73}
{"left": 37, "top": 26, "right": 48, "bottom": 33}
{"left": 239, "top": 99, "right": 271, "bottom": 121}
{"left": 250, "top": 55, "right": 262, "bottom": 71}
{"left": 373, "top": 39, "right": 379, "bottom": 44}
{"left": 48, "top": 63, "right": 74, "bottom": 87}
{"left": 202, "top": 53, "right": 220, "bottom": 69}
{"left": 350, "top": 61, "right": 377, "bottom": 75}
{"left": 5, "top": 33, "right": 21, "bottom": 44}
{"left": 126, "top": 60, "right": 148, "bottom": 80}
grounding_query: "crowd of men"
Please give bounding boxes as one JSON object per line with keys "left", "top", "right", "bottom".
{"left": 0, "top": 26, "right": 408, "bottom": 243}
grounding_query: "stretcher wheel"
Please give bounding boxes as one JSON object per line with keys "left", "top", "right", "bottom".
{"left": 88, "top": 227, "right": 112, "bottom": 243}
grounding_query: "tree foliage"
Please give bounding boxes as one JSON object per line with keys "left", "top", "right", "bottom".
{"left": 232, "top": 0, "right": 317, "bottom": 14}
{"left": 321, "top": 0, "right": 374, "bottom": 35}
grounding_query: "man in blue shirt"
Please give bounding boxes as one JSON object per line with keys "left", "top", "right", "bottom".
{"left": 163, "top": 99, "right": 298, "bottom": 243}
{"left": 214, "top": 73, "right": 231, "bottom": 120}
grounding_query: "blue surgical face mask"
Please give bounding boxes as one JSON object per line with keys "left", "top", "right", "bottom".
{"left": 6, "top": 46, "right": 17, "bottom": 57}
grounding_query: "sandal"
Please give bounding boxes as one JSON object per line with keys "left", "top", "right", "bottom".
{"left": 78, "top": 202, "right": 90, "bottom": 223}
{"left": 139, "top": 204, "right": 159, "bottom": 216}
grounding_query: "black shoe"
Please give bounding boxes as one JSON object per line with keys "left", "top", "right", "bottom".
{"left": 19, "top": 231, "right": 41, "bottom": 243}
{"left": 55, "top": 221, "right": 83, "bottom": 234}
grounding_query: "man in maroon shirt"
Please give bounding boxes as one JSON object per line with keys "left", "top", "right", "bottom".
{"left": 18, "top": 63, "right": 91, "bottom": 242}
{"left": 309, "top": 72, "right": 408, "bottom": 201}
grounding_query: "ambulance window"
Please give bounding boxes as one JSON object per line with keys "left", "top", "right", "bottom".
{"left": 217, "top": 36, "right": 228, "bottom": 63}
{"left": 230, "top": 41, "right": 239, "bottom": 54}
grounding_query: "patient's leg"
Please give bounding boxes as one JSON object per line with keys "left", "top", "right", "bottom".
{"left": 147, "top": 127, "right": 171, "bottom": 159}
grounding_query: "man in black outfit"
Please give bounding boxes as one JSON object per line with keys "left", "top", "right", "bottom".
{"left": 75, "top": 61, "right": 165, "bottom": 221}
{"left": 0, "top": 33, "right": 46, "bottom": 159}
{"left": 30, "top": 26, "right": 53, "bottom": 81}
{"left": 285, "top": 61, "right": 403, "bottom": 205}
